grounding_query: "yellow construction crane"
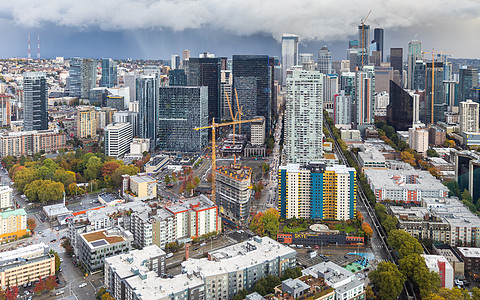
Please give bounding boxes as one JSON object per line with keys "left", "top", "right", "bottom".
{"left": 360, "top": 10, "right": 372, "bottom": 67}
{"left": 225, "top": 90, "right": 244, "bottom": 151}
{"left": 421, "top": 49, "right": 454, "bottom": 125}
{"left": 194, "top": 117, "right": 263, "bottom": 202}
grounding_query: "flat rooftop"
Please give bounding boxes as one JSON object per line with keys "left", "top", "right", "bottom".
{"left": 457, "top": 247, "right": 480, "bottom": 259}
{"left": 166, "top": 194, "right": 216, "bottom": 214}
{"left": 130, "top": 174, "right": 157, "bottom": 184}
{"left": 0, "top": 243, "right": 48, "bottom": 263}
{"left": 105, "top": 245, "right": 165, "bottom": 279}
{"left": 81, "top": 228, "right": 130, "bottom": 247}
{"left": 216, "top": 165, "right": 252, "bottom": 181}
{"left": 364, "top": 169, "right": 448, "bottom": 191}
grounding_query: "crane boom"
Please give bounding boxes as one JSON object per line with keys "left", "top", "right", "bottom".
{"left": 194, "top": 118, "right": 263, "bottom": 131}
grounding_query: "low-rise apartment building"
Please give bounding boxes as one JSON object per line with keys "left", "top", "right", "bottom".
{"left": 0, "top": 208, "right": 27, "bottom": 242}
{"left": 122, "top": 173, "right": 157, "bottom": 201}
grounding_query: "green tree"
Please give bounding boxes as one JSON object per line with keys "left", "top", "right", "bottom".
{"left": 262, "top": 208, "right": 280, "bottom": 239}
{"left": 461, "top": 189, "right": 473, "bottom": 202}
{"left": 54, "top": 169, "right": 76, "bottom": 189}
{"left": 382, "top": 215, "right": 398, "bottom": 233}
{"left": 85, "top": 156, "right": 103, "bottom": 180}
{"left": 400, "top": 254, "right": 440, "bottom": 298}
{"left": 24, "top": 180, "right": 64, "bottom": 203}
{"left": 50, "top": 250, "right": 61, "bottom": 274}
{"left": 387, "top": 229, "right": 422, "bottom": 257}
{"left": 164, "top": 175, "right": 171, "bottom": 184}
{"left": 369, "top": 262, "right": 406, "bottom": 300}
{"left": 427, "top": 149, "right": 440, "bottom": 157}
{"left": 13, "top": 167, "right": 39, "bottom": 192}
{"left": 111, "top": 165, "right": 139, "bottom": 187}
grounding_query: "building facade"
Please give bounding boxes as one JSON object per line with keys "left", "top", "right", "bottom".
{"left": 460, "top": 99, "right": 479, "bottom": 133}
{"left": 101, "top": 58, "right": 117, "bottom": 88}
{"left": 0, "top": 208, "right": 27, "bottom": 242}
{"left": 281, "top": 34, "right": 299, "bottom": 85}
{"left": 137, "top": 75, "right": 158, "bottom": 150}
{"left": 76, "top": 106, "right": 98, "bottom": 138}
{"left": 105, "top": 123, "right": 133, "bottom": 157}
{"left": 23, "top": 72, "right": 48, "bottom": 131}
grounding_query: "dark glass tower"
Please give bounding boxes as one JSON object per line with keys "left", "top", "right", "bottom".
{"left": 23, "top": 72, "right": 48, "bottom": 131}
{"left": 168, "top": 69, "right": 187, "bottom": 86}
{"left": 387, "top": 80, "right": 414, "bottom": 131}
{"left": 373, "top": 28, "right": 384, "bottom": 61}
{"left": 185, "top": 58, "right": 221, "bottom": 121}
{"left": 425, "top": 62, "right": 445, "bottom": 124}
{"left": 137, "top": 75, "right": 158, "bottom": 149}
{"left": 68, "top": 57, "right": 82, "bottom": 98}
{"left": 390, "top": 48, "right": 403, "bottom": 73}
{"left": 232, "top": 55, "right": 272, "bottom": 134}
{"left": 101, "top": 58, "right": 117, "bottom": 88}
{"left": 458, "top": 67, "right": 479, "bottom": 103}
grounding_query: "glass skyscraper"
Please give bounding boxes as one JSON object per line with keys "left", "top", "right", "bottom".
{"left": 317, "top": 46, "right": 332, "bottom": 74}
{"left": 101, "top": 58, "right": 117, "bottom": 88}
{"left": 407, "top": 40, "right": 422, "bottom": 90}
{"left": 168, "top": 69, "right": 187, "bottom": 86}
{"left": 458, "top": 67, "right": 479, "bottom": 103}
{"left": 81, "top": 59, "right": 97, "bottom": 99}
{"left": 68, "top": 57, "right": 82, "bottom": 98}
{"left": 158, "top": 86, "right": 208, "bottom": 153}
{"left": 281, "top": 34, "right": 298, "bottom": 86}
{"left": 373, "top": 28, "right": 384, "bottom": 61}
{"left": 137, "top": 75, "right": 158, "bottom": 149}
{"left": 23, "top": 72, "right": 48, "bottom": 131}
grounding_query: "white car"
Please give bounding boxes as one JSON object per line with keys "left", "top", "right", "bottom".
{"left": 79, "top": 283, "right": 87, "bottom": 288}
{"left": 55, "top": 290, "right": 64, "bottom": 295}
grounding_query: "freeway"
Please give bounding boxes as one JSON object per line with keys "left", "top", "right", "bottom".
{"left": 324, "top": 119, "right": 417, "bottom": 300}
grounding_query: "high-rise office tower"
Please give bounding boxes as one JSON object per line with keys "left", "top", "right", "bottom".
{"left": 459, "top": 100, "right": 479, "bottom": 133}
{"left": 182, "top": 49, "right": 190, "bottom": 61}
{"left": 278, "top": 163, "right": 356, "bottom": 220}
{"left": 137, "top": 75, "right": 158, "bottom": 149}
{"left": 81, "top": 59, "right": 97, "bottom": 99}
{"left": 23, "top": 72, "right": 48, "bottom": 131}
{"left": 104, "top": 123, "right": 133, "bottom": 157}
{"left": 185, "top": 57, "right": 221, "bottom": 121}
{"left": 220, "top": 70, "right": 233, "bottom": 121}
{"left": 317, "top": 46, "right": 332, "bottom": 74}
{"left": 323, "top": 74, "right": 338, "bottom": 111}
{"left": 340, "top": 72, "right": 356, "bottom": 97}
{"left": 425, "top": 62, "right": 445, "bottom": 124}
{"left": 355, "top": 66, "right": 375, "bottom": 127}
{"left": 373, "top": 28, "right": 384, "bottom": 61}
{"left": 285, "top": 69, "right": 324, "bottom": 164}
{"left": 387, "top": 81, "right": 415, "bottom": 131}
{"left": 168, "top": 69, "right": 187, "bottom": 86}
{"left": 444, "top": 81, "right": 458, "bottom": 107}
{"left": 101, "top": 58, "right": 117, "bottom": 88}
{"left": 299, "top": 53, "right": 314, "bottom": 64}
{"left": 124, "top": 73, "right": 137, "bottom": 102}
{"left": 458, "top": 67, "right": 479, "bottom": 103}
{"left": 68, "top": 58, "right": 82, "bottom": 98}
{"left": 232, "top": 55, "right": 272, "bottom": 134}
{"left": 347, "top": 49, "right": 359, "bottom": 71}
{"left": 170, "top": 55, "right": 180, "bottom": 70}
{"left": 334, "top": 91, "right": 352, "bottom": 125}
{"left": 358, "top": 24, "right": 370, "bottom": 66}
{"left": 414, "top": 61, "right": 426, "bottom": 90}
{"left": 390, "top": 48, "right": 403, "bottom": 74}
{"left": 157, "top": 86, "right": 208, "bottom": 152}
{"left": 407, "top": 41, "right": 422, "bottom": 90}
{"left": 281, "top": 33, "right": 299, "bottom": 85}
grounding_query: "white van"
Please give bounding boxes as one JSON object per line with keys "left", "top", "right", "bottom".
{"left": 166, "top": 253, "right": 174, "bottom": 259}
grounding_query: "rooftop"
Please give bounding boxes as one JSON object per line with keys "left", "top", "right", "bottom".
{"left": 166, "top": 194, "right": 216, "bottom": 214}
{"left": 0, "top": 243, "right": 48, "bottom": 264}
{"left": 81, "top": 227, "right": 132, "bottom": 248}
{"left": 105, "top": 245, "right": 165, "bottom": 279}
{"left": 364, "top": 169, "right": 448, "bottom": 191}
{"left": 457, "top": 247, "right": 480, "bottom": 258}
{"left": 216, "top": 165, "right": 252, "bottom": 181}
{"left": 0, "top": 208, "right": 26, "bottom": 219}
{"left": 43, "top": 203, "right": 71, "bottom": 217}
{"left": 129, "top": 174, "right": 157, "bottom": 184}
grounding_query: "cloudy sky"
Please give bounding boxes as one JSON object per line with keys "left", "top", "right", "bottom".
{"left": 0, "top": 0, "right": 479, "bottom": 60}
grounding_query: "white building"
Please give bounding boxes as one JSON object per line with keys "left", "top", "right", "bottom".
{"left": 250, "top": 117, "right": 265, "bottom": 146}
{"left": 0, "top": 186, "right": 13, "bottom": 209}
{"left": 423, "top": 255, "right": 454, "bottom": 288}
{"left": 130, "top": 138, "right": 150, "bottom": 155}
{"left": 281, "top": 34, "right": 299, "bottom": 85}
{"left": 334, "top": 91, "right": 351, "bottom": 125}
{"left": 105, "top": 123, "right": 133, "bottom": 157}
{"left": 409, "top": 127, "right": 429, "bottom": 154}
{"left": 285, "top": 69, "right": 324, "bottom": 164}
{"left": 355, "top": 66, "right": 375, "bottom": 126}
{"left": 302, "top": 261, "right": 365, "bottom": 300}
{"left": 374, "top": 91, "right": 389, "bottom": 116}
{"left": 459, "top": 99, "right": 479, "bottom": 133}
{"left": 323, "top": 74, "right": 338, "bottom": 112}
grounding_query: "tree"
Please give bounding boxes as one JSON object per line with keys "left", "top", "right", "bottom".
{"left": 67, "top": 183, "right": 86, "bottom": 196}
{"left": 365, "top": 285, "right": 376, "bottom": 300}
{"left": 33, "top": 278, "right": 46, "bottom": 294}
{"left": 85, "top": 156, "right": 103, "bottom": 180}
{"left": 193, "top": 176, "right": 200, "bottom": 186}
{"left": 262, "top": 208, "right": 280, "bottom": 239}
{"left": 400, "top": 253, "right": 440, "bottom": 298}
{"left": 262, "top": 163, "right": 270, "bottom": 174}
{"left": 50, "top": 250, "right": 61, "bottom": 274}
{"left": 54, "top": 169, "right": 76, "bottom": 188}
{"left": 356, "top": 211, "right": 364, "bottom": 223}
{"left": 27, "top": 217, "right": 36, "bottom": 233}
{"left": 382, "top": 215, "right": 398, "bottom": 233}
{"left": 362, "top": 222, "right": 373, "bottom": 238}
{"left": 101, "top": 293, "right": 115, "bottom": 300}
{"left": 101, "top": 161, "right": 121, "bottom": 177}
{"left": 61, "top": 238, "right": 75, "bottom": 256}
{"left": 13, "top": 167, "right": 39, "bottom": 192}
{"left": 44, "top": 276, "right": 58, "bottom": 291}
{"left": 249, "top": 212, "right": 264, "bottom": 236}
{"left": 461, "top": 189, "right": 473, "bottom": 202}
{"left": 427, "top": 287, "right": 472, "bottom": 300}
{"left": 427, "top": 149, "right": 440, "bottom": 157}
{"left": 164, "top": 175, "right": 171, "bottom": 184}
{"left": 111, "top": 165, "right": 139, "bottom": 187}
{"left": 5, "top": 286, "right": 18, "bottom": 300}
{"left": 444, "top": 139, "right": 455, "bottom": 148}
{"left": 369, "top": 262, "right": 405, "bottom": 300}
{"left": 401, "top": 151, "right": 416, "bottom": 166}
{"left": 24, "top": 179, "right": 65, "bottom": 203}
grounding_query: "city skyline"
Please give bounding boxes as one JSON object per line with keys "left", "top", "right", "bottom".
{"left": 0, "top": 1, "right": 479, "bottom": 60}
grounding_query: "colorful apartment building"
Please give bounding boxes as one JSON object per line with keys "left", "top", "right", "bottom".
{"left": 0, "top": 208, "right": 27, "bottom": 242}
{"left": 122, "top": 173, "right": 157, "bottom": 201}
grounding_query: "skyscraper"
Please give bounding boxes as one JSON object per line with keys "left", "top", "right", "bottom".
{"left": 425, "top": 62, "right": 445, "bottom": 124}
{"left": 285, "top": 69, "right": 324, "bottom": 164}
{"left": 373, "top": 28, "right": 384, "bottom": 61}
{"left": 355, "top": 66, "right": 375, "bottom": 127}
{"left": 101, "top": 58, "right": 117, "bottom": 88}
{"left": 323, "top": 74, "right": 338, "bottom": 111}
{"left": 281, "top": 34, "right": 299, "bottom": 85}
{"left": 168, "top": 69, "right": 187, "bottom": 86}
{"left": 185, "top": 57, "right": 221, "bottom": 121}
{"left": 137, "top": 75, "right": 158, "bottom": 149}
{"left": 170, "top": 55, "right": 180, "bottom": 70}
{"left": 124, "top": 73, "right": 137, "bottom": 102}
{"left": 390, "top": 48, "right": 403, "bottom": 74}
{"left": 182, "top": 49, "right": 190, "bottom": 61}
{"left": 387, "top": 80, "right": 415, "bottom": 131}
{"left": 407, "top": 41, "right": 422, "bottom": 90}
{"left": 317, "top": 46, "right": 332, "bottom": 74}
{"left": 68, "top": 58, "right": 82, "bottom": 98}
{"left": 81, "top": 59, "right": 97, "bottom": 99}
{"left": 220, "top": 70, "right": 233, "bottom": 121}
{"left": 458, "top": 67, "right": 479, "bottom": 103}
{"left": 358, "top": 24, "right": 370, "bottom": 66}
{"left": 459, "top": 100, "right": 479, "bottom": 133}
{"left": 413, "top": 61, "right": 426, "bottom": 90}
{"left": 334, "top": 91, "right": 352, "bottom": 125}
{"left": 232, "top": 55, "right": 272, "bottom": 134}
{"left": 157, "top": 86, "right": 208, "bottom": 152}
{"left": 23, "top": 72, "right": 48, "bottom": 131}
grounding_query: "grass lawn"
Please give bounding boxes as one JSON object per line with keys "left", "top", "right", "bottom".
{"left": 334, "top": 223, "right": 357, "bottom": 234}
{"left": 283, "top": 226, "right": 308, "bottom": 233}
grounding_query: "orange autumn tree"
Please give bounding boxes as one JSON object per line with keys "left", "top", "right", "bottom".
{"left": 362, "top": 222, "right": 373, "bottom": 238}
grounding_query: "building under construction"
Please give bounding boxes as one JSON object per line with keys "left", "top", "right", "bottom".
{"left": 215, "top": 165, "right": 252, "bottom": 224}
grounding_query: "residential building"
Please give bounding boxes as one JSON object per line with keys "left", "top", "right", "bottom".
{"left": 171, "top": 55, "right": 180, "bottom": 70}
{"left": 0, "top": 130, "right": 67, "bottom": 158}
{"left": 76, "top": 106, "right": 98, "bottom": 138}
{"left": 355, "top": 66, "right": 375, "bottom": 127}
{"left": 423, "top": 255, "right": 454, "bottom": 288}
{"left": 323, "top": 74, "right": 338, "bottom": 112}
{"left": 459, "top": 99, "right": 479, "bottom": 133}
{"left": 124, "top": 73, "right": 137, "bottom": 102}
{"left": 157, "top": 86, "right": 208, "bottom": 153}
{"left": 364, "top": 169, "right": 449, "bottom": 203}
{"left": 101, "top": 58, "right": 117, "bottom": 88}
{"left": 122, "top": 173, "right": 157, "bottom": 201}
{"left": 129, "top": 138, "right": 150, "bottom": 156}
{"left": 0, "top": 208, "right": 27, "bottom": 242}
{"left": 278, "top": 163, "right": 356, "bottom": 220}
{"left": 0, "top": 186, "right": 13, "bottom": 209}
{"left": 81, "top": 58, "right": 97, "bottom": 99}
{"left": 152, "top": 209, "right": 176, "bottom": 249}
{"left": 0, "top": 243, "right": 55, "bottom": 288}
{"left": 97, "top": 107, "right": 117, "bottom": 130}
{"left": 407, "top": 41, "right": 422, "bottom": 89}
{"left": 137, "top": 75, "right": 158, "bottom": 150}
{"left": 104, "top": 245, "right": 167, "bottom": 300}
{"left": 285, "top": 69, "right": 324, "bottom": 164}
{"left": 457, "top": 248, "right": 480, "bottom": 275}
{"left": 0, "top": 94, "right": 11, "bottom": 127}
{"left": 317, "top": 46, "right": 332, "bottom": 74}
{"left": 429, "top": 127, "right": 447, "bottom": 147}
{"left": 182, "top": 236, "right": 297, "bottom": 299}
{"left": 274, "top": 276, "right": 335, "bottom": 300}
{"left": 232, "top": 55, "right": 272, "bottom": 134}
{"left": 409, "top": 127, "right": 429, "bottom": 154}
{"left": 165, "top": 194, "right": 219, "bottom": 239}
{"left": 334, "top": 91, "right": 351, "bottom": 125}
{"left": 113, "top": 110, "right": 139, "bottom": 137}
{"left": 185, "top": 57, "right": 221, "bottom": 121}
{"left": 302, "top": 262, "right": 365, "bottom": 300}
{"left": 281, "top": 34, "right": 299, "bottom": 85}
{"left": 215, "top": 165, "right": 252, "bottom": 224}
{"left": 105, "top": 123, "right": 133, "bottom": 157}
{"left": 23, "top": 72, "right": 48, "bottom": 131}
{"left": 78, "top": 227, "right": 133, "bottom": 272}
{"left": 374, "top": 91, "right": 389, "bottom": 116}
{"left": 358, "top": 146, "right": 387, "bottom": 170}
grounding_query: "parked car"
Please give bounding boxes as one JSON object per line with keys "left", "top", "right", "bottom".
{"left": 55, "top": 291, "right": 64, "bottom": 295}
{"left": 79, "top": 283, "right": 87, "bottom": 288}
{"left": 166, "top": 253, "right": 173, "bottom": 259}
